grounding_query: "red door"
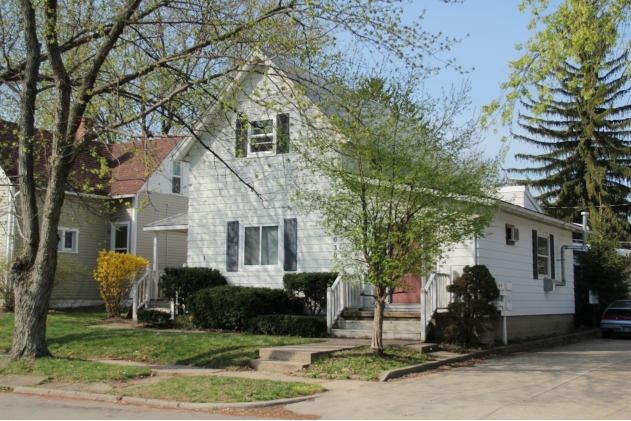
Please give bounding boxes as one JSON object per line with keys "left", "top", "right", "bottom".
{"left": 391, "top": 274, "right": 422, "bottom": 304}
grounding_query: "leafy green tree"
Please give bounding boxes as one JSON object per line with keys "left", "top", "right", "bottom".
{"left": 294, "top": 74, "right": 501, "bottom": 354}
{"left": 483, "top": 0, "right": 631, "bottom": 237}
{"left": 445, "top": 265, "right": 500, "bottom": 347}
{"left": 574, "top": 235, "right": 631, "bottom": 327}
{"left": 1, "top": 0, "right": 464, "bottom": 359}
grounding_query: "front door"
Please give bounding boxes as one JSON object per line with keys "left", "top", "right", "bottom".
{"left": 391, "top": 274, "right": 422, "bottom": 304}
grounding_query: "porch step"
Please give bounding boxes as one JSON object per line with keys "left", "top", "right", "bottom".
{"left": 340, "top": 310, "right": 420, "bottom": 320}
{"left": 336, "top": 320, "right": 421, "bottom": 333}
{"left": 330, "top": 329, "right": 422, "bottom": 340}
{"left": 250, "top": 359, "right": 309, "bottom": 373}
{"left": 146, "top": 300, "right": 171, "bottom": 313}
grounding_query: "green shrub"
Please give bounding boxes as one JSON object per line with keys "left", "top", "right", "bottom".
{"left": 283, "top": 272, "right": 337, "bottom": 315}
{"left": 159, "top": 267, "right": 227, "bottom": 314}
{"left": 445, "top": 265, "right": 500, "bottom": 346}
{"left": 248, "top": 315, "right": 327, "bottom": 337}
{"left": 136, "top": 309, "right": 171, "bottom": 326}
{"left": 188, "top": 286, "right": 302, "bottom": 331}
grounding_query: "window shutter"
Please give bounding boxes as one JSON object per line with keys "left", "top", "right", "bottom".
{"left": 235, "top": 114, "right": 248, "bottom": 157}
{"left": 284, "top": 218, "right": 297, "bottom": 271}
{"left": 276, "top": 113, "right": 290, "bottom": 154}
{"left": 550, "top": 234, "right": 555, "bottom": 279}
{"left": 226, "top": 221, "right": 239, "bottom": 272}
{"left": 532, "top": 229, "right": 538, "bottom": 279}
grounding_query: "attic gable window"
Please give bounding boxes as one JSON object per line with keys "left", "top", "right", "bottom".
{"left": 235, "top": 113, "right": 290, "bottom": 157}
{"left": 249, "top": 119, "right": 275, "bottom": 154}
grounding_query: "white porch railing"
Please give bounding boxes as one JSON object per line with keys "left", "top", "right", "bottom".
{"left": 420, "top": 272, "right": 452, "bottom": 341}
{"left": 132, "top": 265, "right": 152, "bottom": 320}
{"left": 326, "top": 274, "right": 363, "bottom": 333}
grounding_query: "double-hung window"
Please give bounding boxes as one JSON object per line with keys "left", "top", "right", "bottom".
{"left": 57, "top": 227, "right": 79, "bottom": 253}
{"left": 244, "top": 225, "right": 279, "bottom": 266}
{"left": 249, "top": 119, "right": 275, "bottom": 154}
{"left": 112, "top": 222, "right": 130, "bottom": 253}
{"left": 172, "top": 161, "right": 182, "bottom": 194}
{"left": 537, "top": 236, "right": 549, "bottom": 276}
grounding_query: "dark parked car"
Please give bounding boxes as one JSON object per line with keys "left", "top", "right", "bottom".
{"left": 600, "top": 300, "right": 631, "bottom": 338}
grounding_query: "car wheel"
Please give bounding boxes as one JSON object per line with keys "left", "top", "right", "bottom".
{"left": 602, "top": 330, "right": 612, "bottom": 339}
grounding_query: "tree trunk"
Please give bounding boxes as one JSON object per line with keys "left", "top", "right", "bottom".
{"left": 370, "top": 286, "right": 386, "bottom": 356}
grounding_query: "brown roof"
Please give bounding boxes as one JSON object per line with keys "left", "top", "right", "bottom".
{"left": 0, "top": 120, "right": 181, "bottom": 196}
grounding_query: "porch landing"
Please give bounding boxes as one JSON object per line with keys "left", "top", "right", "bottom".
{"left": 251, "top": 339, "right": 438, "bottom": 373}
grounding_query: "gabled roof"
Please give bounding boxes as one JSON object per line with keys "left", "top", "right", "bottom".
{"left": 172, "top": 49, "right": 330, "bottom": 161}
{"left": 0, "top": 120, "right": 181, "bottom": 197}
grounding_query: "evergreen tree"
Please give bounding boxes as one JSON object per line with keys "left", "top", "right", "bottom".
{"left": 510, "top": 43, "right": 631, "bottom": 237}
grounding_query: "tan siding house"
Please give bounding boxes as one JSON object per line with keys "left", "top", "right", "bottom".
{"left": 0, "top": 120, "right": 189, "bottom": 307}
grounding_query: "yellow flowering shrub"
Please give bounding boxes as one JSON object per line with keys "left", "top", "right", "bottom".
{"left": 94, "top": 250, "right": 149, "bottom": 317}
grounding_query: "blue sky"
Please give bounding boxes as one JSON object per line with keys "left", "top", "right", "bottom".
{"left": 399, "top": 1, "right": 539, "bottom": 176}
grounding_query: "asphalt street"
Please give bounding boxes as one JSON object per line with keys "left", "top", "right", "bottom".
{"left": 2, "top": 338, "right": 629, "bottom": 419}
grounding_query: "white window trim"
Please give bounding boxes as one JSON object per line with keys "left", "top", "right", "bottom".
{"left": 537, "top": 235, "right": 549, "bottom": 278}
{"left": 58, "top": 227, "right": 79, "bottom": 254}
{"left": 247, "top": 119, "right": 276, "bottom": 158}
{"left": 111, "top": 221, "right": 131, "bottom": 254}
{"left": 240, "top": 223, "right": 283, "bottom": 271}
{"left": 171, "top": 161, "right": 183, "bottom": 195}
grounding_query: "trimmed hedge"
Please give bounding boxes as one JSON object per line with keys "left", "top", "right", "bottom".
{"left": 159, "top": 267, "right": 227, "bottom": 313}
{"left": 283, "top": 272, "right": 338, "bottom": 315}
{"left": 136, "top": 309, "right": 171, "bottom": 326}
{"left": 248, "top": 315, "right": 327, "bottom": 337}
{"left": 188, "top": 286, "right": 302, "bottom": 331}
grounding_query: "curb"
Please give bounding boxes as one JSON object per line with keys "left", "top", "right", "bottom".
{"left": 12, "top": 386, "right": 319, "bottom": 410}
{"left": 378, "top": 329, "right": 600, "bottom": 382}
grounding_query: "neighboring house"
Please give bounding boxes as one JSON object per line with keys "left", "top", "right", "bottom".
{"left": 150, "top": 53, "right": 583, "bottom": 341}
{"left": 0, "top": 121, "right": 189, "bottom": 307}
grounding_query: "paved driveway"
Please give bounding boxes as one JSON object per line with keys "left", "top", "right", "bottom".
{"left": 291, "top": 338, "right": 631, "bottom": 419}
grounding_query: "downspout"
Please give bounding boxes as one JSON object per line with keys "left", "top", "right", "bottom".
{"left": 545, "top": 211, "right": 589, "bottom": 288}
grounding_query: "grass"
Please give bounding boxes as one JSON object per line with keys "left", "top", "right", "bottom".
{"left": 305, "top": 346, "right": 431, "bottom": 381}
{"left": 118, "top": 375, "right": 324, "bottom": 403}
{"left": 0, "top": 312, "right": 320, "bottom": 369}
{"left": 0, "top": 357, "right": 151, "bottom": 383}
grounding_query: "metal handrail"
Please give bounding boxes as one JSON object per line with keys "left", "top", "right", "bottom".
{"left": 131, "top": 265, "right": 151, "bottom": 320}
{"left": 420, "top": 271, "right": 452, "bottom": 341}
{"left": 326, "top": 274, "right": 362, "bottom": 333}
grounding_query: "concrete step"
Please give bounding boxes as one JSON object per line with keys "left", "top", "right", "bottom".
{"left": 258, "top": 348, "right": 333, "bottom": 364}
{"left": 146, "top": 300, "right": 171, "bottom": 312}
{"left": 330, "top": 329, "right": 422, "bottom": 340}
{"left": 250, "top": 359, "right": 309, "bottom": 373}
{"left": 336, "top": 320, "right": 421, "bottom": 333}
{"left": 341, "top": 310, "right": 420, "bottom": 320}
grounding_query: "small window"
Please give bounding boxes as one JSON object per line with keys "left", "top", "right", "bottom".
{"left": 57, "top": 228, "right": 79, "bottom": 253}
{"left": 112, "top": 223, "right": 130, "bottom": 253}
{"left": 537, "top": 236, "right": 549, "bottom": 276}
{"left": 172, "top": 161, "right": 182, "bottom": 194}
{"left": 244, "top": 225, "right": 279, "bottom": 266}
{"left": 249, "top": 120, "right": 275, "bottom": 154}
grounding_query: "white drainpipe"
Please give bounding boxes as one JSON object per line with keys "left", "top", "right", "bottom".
{"left": 545, "top": 211, "right": 589, "bottom": 289}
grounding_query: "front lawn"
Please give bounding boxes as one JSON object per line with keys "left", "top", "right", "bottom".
{"left": 0, "top": 357, "right": 151, "bottom": 383}
{"left": 0, "top": 312, "right": 320, "bottom": 369}
{"left": 117, "top": 375, "right": 324, "bottom": 403}
{"left": 305, "top": 346, "right": 431, "bottom": 380}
